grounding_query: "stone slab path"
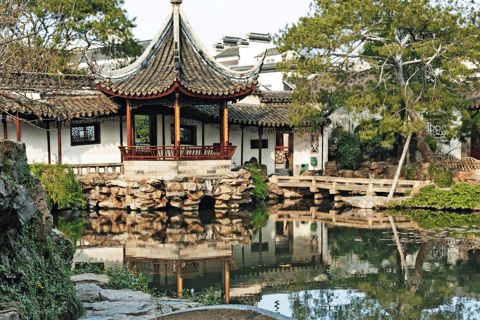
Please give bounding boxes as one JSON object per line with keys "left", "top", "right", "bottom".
{"left": 73, "top": 273, "right": 200, "bottom": 320}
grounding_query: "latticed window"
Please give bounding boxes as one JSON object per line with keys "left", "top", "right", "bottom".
{"left": 311, "top": 132, "right": 320, "bottom": 153}
{"left": 426, "top": 123, "right": 448, "bottom": 142}
{"left": 71, "top": 123, "right": 100, "bottom": 146}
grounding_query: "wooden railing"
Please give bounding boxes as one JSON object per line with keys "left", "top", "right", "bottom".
{"left": 119, "top": 145, "right": 237, "bottom": 161}
{"left": 275, "top": 175, "right": 429, "bottom": 194}
{"left": 70, "top": 163, "right": 124, "bottom": 175}
{"left": 275, "top": 146, "right": 289, "bottom": 164}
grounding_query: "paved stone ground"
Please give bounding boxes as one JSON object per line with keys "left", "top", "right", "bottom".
{"left": 76, "top": 284, "right": 200, "bottom": 320}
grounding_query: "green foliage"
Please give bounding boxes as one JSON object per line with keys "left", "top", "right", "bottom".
{"left": 401, "top": 162, "right": 453, "bottom": 187}
{"left": 274, "top": 0, "right": 480, "bottom": 160}
{"left": 244, "top": 163, "right": 269, "bottom": 200}
{"left": 428, "top": 163, "right": 453, "bottom": 188}
{"left": 56, "top": 216, "right": 86, "bottom": 251}
{"left": 30, "top": 163, "right": 85, "bottom": 209}
{"left": 73, "top": 262, "right": 151, "bottom": 293}
{"left": 159, "top": 288, "right": 224, "bottom": 306}
{"left": 0, "top": 214, "right": 85, "bottom": 319}
{"left": 401, "top": 183, "right": 480, "bottom": 210}
{"left": 329, "top": 127, "right": 362, "bottom": 169}
{"left": 250, "top": 202, "right": 269, "bottom": 239}
{"left": 387, "top": 209, "right": 480, "bottom": 230}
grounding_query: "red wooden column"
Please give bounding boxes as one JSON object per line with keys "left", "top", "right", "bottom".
{"left": 57, "top": 121, "right": 62, "bottom": 163}
{"left": 15, "top": 113, "right": 20, "bottom": 141}
{"left": 222, "top": 261, "right": 230, "bottom": 304}
{"left": 2, "top": 114, "right": 7, "bottom": 139}
{"left": 220, "top": 101, "right": 229, "bottom": 156}
{"left": 126, "top": 99, "right": 134, "bottom": 147}
{"left": 258, "top": 126, "right": 263, "bottom": 165}
{"left": 176, "top": 260, "right": 183, "bottom": 297}
{"left": 174, "top": 93, "right": 181, "bottom": 159}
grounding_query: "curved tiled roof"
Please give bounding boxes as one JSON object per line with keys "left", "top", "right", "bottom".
{"left": 0, "top": 94, "right": 119, "bottom": 120}
{"left": 190, "top": 104, "right": 291, "bottom": 127}
{"left": 92, "top": 4, "right": 265, "bottom": 99}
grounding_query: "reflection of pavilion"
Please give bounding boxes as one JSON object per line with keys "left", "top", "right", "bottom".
{"left": 124, "top": 241, "right": 236, "bottom": 303}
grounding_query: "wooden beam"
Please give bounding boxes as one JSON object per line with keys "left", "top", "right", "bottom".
{"left": 57, "top": 121, "right": 62, "bottom": 163}
{"left": 2, "top": 114, "right": 7, "bottom": 139}
{"left": 15, "top": 113, "right": 20, "bottom": 141}
{"left": 47, "top": 122, "right": 51, "bottom": 164}
{"left": 174, "top": 93, "right": 181, "bottom": 159}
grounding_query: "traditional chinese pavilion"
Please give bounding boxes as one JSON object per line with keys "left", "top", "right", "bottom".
{"left": 89, "top": 0, "right": 265, "bottom": 176}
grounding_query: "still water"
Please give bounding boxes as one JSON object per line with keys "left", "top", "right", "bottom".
{"left": 72, "top": 199, "right": 480, "bottom": 319}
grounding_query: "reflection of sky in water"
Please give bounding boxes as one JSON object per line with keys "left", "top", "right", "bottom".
{"left": 73, "top": 204, "right": 480, "bottom": 320}
{"left": 258, "top": 291, "right": 480, "bottom": 319}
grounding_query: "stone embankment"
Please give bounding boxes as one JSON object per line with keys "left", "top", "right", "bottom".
{"left": 323, "top": 161, "right": 398, "bottom": 179}
{"left": 72, "top": 273, "right": 200, "bottom": 320}
{"left": 78, "top": 169, "right": 253, "bottom": 212}
{"left": 83, "top": 209, "right": 253, "bottom": 246}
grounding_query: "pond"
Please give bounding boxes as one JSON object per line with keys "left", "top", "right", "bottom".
{"left": 69, "top": 199, "right": 480, "bottom": 319}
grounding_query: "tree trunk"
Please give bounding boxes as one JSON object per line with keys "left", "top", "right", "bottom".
{"left": 407, "top": 109, "right": 438, "bottom": 164}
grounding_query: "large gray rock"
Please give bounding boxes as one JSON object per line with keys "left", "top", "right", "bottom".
{"left": 342, "top": 196, "right": 411, "bottom": 209}
{"left": 0, "top": 309, "right": 19, "bottom": 320}
{"left": 71, "top": 273, "right": 111, "bottom": 288}
{"left": 76, "top": 284, "right": 105, "bottom": 303}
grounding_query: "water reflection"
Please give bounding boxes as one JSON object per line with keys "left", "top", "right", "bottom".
{"left": 73, "top": 199, "right": 480, "bottom": 319}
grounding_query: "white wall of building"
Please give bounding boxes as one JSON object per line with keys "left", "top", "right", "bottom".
{"left": 258, "top": 72, "right": 285, "bottom": 91}
{"left": 293, "top": 128, "right": 328, "bottom": 174}
{"left": 230, "top": 128, "right": 276, "bottom": 175}
{"left": 21, "top": 122, "right": 49, "bottom": 164}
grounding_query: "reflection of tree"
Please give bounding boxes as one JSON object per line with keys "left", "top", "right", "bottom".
{"left": 250, "top": 202, "right": 268, "bottom": 240}
{"left": 330, "top": 227, "right": 420, "bottom": 269}
{"left": 288, "top": 217, "right": 480, "bottom": 319}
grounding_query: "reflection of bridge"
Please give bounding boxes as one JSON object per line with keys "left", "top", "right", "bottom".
{"left": 269, "top": 208, "right": 416, "bottom": 230}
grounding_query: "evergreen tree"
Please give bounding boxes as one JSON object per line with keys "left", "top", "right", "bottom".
{"left": 274, "top": 0, "right": 480, "bottom": 162}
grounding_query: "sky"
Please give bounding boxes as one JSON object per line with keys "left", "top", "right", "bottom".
{"left": 122, "top": 0, "right": 313, "bottom": 55}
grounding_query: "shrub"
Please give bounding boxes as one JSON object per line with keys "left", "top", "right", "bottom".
{"left": 330, "top": 127, "right": 362, "bottom": 169}
{"left": 402, "top": 183, "right": 480, "bottom": 209}
{"left": 30, "top": 163, "right": 85, "bottom": 209}
{"left": 0, "top": 213, "right": 85, "bottom": 319}
{"left": 244, "top": 163, "right": 269, "bottom": 200}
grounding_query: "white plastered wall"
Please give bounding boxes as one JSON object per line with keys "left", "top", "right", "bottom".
{"left": 229, "top": 128, "right": 276, "bottom": 175}
{"left": 50, "top": 119, "right": 123, "bottom": 164}
{"left": 292, "top": 128, "right": 328, "bottom": 174}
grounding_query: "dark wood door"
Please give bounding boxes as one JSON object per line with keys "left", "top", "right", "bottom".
{"left": 471, "top": 134, "right": 480, "bottom": 159}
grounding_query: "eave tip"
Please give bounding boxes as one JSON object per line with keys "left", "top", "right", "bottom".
{"left": 171, "top": 0, "right": 182, "bottom": 3}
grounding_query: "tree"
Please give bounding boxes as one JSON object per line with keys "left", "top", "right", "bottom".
{"left": 0, "top": 0, "right": 141, "bottom": 119}
{"left": 274, "top": 0, "right": 480, "bottom": 163}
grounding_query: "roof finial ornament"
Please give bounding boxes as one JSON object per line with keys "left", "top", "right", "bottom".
{"left": 171, "top": 0, "right": 182, "bottom": 4}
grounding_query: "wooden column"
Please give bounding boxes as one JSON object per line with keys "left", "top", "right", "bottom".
{"left": 2, "top": 114, "right": 7, "bottom": 139}
{"left": 47, "top": 122, "right": 51, "bottom": 164}
{"left": 241, "top": 126, "right": 244, "bottom": 166}
{"left": 57, "top": 121, "right": 62, "bottom": 163}
{"left": 119, "top": 115, "right": 124, "bottom": 147}
{"left": 15, "top": 113, "right": 20, "bottom": 141}
{"left": 258, "top": 126, "right": 263, "bottom": 165}
{"left": 223, "top": 261, "right": 230, "bottom": 304}
{"left": 220, "top": 101, "right": 229, "bottom": 156}
{"left": 126, "top": 99, "right": 134, "bottom": 146}
{"left": 162, "top": 114, "right": 166, "bottom": 146}
{"left": 176, "top": 261, "right": 183, "bottom": 297}
{"left": 174, "top": 93, "right": 181, "bottom": 159}
{"left": 202, "top": 122, "right": 205, "bottom": 147}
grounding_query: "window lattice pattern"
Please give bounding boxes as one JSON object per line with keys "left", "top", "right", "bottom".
{"left": 426, "top": 123, "right": 448, "bottom": 142}
{"left": 71, "top": 125, "right": 96, "bottom": 143}
{"left": 311, "top": 132, "right": 320, "bottom": 153}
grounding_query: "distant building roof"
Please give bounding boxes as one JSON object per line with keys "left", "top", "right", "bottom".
{"left": 246, "top": 33, "right": 270, "bottom": 43}
{"left": 255, "top": 48, "right": 278, "bottom": 58}
{"left": 214, "top": 47, "right": 240, "bottom": 59}
{"left": 250, "top": 90, "right": 293, "bottom": 105}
